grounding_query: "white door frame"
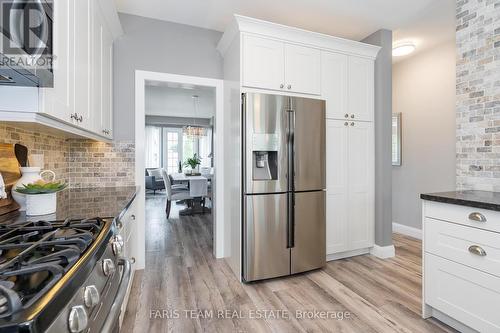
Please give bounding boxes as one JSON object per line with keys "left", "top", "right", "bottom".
{"left": 134, "top": 70, "right": 225, "bottom": 269}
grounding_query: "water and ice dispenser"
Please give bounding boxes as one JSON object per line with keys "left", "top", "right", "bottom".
{"left": 252, "top": 133, "right": 279, "bottom": 181}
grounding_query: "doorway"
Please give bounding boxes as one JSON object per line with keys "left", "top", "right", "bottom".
{"left": 134, "top": 71, "right": 225, "bottom": 270}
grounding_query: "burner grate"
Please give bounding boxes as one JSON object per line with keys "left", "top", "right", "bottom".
{"left": 0, "top": 217, "right": 105, "bottom": 318}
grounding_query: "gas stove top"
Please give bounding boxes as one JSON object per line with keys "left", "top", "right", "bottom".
{"left": 0, "top": 216, "right": 131, "bottom": 333}
{"left": 0, "top": 218, "right": 105, "bottom": 319}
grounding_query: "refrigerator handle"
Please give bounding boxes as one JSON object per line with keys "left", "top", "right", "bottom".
{"left": 287, "top": 192, "right": 295, "bottom": 248}
{"left": 287, "top": 108, "right": 295, "bottom": 248}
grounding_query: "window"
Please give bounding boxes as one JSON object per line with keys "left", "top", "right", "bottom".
{"left": 165, "top": 129, "right": 181, "bottom": 173}
{"left": 146, "top": 125, "right": 213, "bottom": 172}
{"left": 145, "top": 126, "right": 161, "bottom": 168}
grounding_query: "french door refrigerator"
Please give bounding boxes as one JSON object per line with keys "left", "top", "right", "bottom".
{"left": 242, "top": 92, "right": 326, "bottom": 282}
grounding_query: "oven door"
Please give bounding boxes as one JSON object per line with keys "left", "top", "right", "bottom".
{"left": 99, "top": 258, "right": 132, "bottom": 333}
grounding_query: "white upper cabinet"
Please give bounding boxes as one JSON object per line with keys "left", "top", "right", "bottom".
{"left": 0, "top": 0, "right": 121, "bottom": 140}
{"left": 42, "top": 0, "right": 75, "bottom": 123}
{"left": 242, "top": 35, "right": 284, "bottom": 91}
{"left": 348, "top": 57, "right": 374, "bottom": 122}
{"left": 284, "top": 44, "right": 320, "bottom": 95}
{"left": 74, "top": 0, "right": 93, "bottom": 131}
{"left": 322, "top": 52, "right": 374, "bottom": 122}
{"left": 242, "top": 34, "right": 321, "bottom": 95}
{"left": 321, "top": 51, "right": 348, "bottom": 120}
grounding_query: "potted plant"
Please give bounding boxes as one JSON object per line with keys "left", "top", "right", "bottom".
{"left": 15, "top": 180, "right": 67, "bottom": 216}
{"left": 183, "top": 154, "right": 202, "bottom": 175}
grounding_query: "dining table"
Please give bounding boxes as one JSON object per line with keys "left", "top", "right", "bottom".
{"left": 170, "top": 172, "right": 212, "bottom": 215}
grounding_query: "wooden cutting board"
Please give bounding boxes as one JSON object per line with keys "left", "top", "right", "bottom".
{"left": 0, "top": 143, "right": 21, "bottom": 215}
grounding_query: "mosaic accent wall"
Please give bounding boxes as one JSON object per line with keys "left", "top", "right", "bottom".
{"left": 0, "top": 124, "right": 135, "bottom": 188}
{"left": 456, "top": 0, "right": 500, "bottom": 190}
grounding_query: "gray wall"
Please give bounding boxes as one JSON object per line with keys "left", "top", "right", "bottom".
{"left": 362, "top": 30, "right": 393, "bottom": 247}
{"left": 392, "top": 42, "right": 456, "bottom": 230}
{"left": 113, "top": 14, "right": 223, "bottom": 141}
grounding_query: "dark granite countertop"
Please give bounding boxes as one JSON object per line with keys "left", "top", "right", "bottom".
{"left": 0, "top": 186, "right": 139, "bottom": 225}
{"left": 420, "top": 190, "right": 500, "bottom": 211}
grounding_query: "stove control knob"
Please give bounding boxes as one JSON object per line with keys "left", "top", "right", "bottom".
{"left": 68, "top": 305, "right": 88, "bottom": 333}
{"left": 102, "top": 259, "right": 116, "bottom": 276}
{"left": 111, "top": 235, "right": 124, "bottom": 256}
{"left": 83, "top": 285, "right": 100, "bottom": 308}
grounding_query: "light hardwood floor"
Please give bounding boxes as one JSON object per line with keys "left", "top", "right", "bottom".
{"left": 122, "top": 194, "right": 456, "bottom": 332}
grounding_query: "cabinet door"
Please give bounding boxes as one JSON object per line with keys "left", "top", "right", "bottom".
{"left": 321, "top": 51, "right": 348, "bottom": 120}
{"left": 42, "top": 0, "right": 74, "bottom": 123}
{"left": 74, "top": 0, "right": 92, "bottom": 130}
{"left": 326, "top": 120, "right": 349, "bottom": 254}
{"left": 242, "top": 35, "right": 284, "bottom": 91}
{"left": 100, "top": 24, "right": 113, "bottom": 138}
{"left": 91, "top": 3, "right": 104, "bottom": 135}
{"left": 284, "top": 44, "right": 320, "bottom": 95}
{"left": 347, "top": 121, "right": 374, "bottom": 249}
{"left": 348, "top": 57, "right": 374, "bottom": 122}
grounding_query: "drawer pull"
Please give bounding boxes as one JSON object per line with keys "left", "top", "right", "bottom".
{"left": 468, "top": 245, "right": 487, "bottom": 257}
{"left": 468, "top": 212, "right": 487, "bottom": 223}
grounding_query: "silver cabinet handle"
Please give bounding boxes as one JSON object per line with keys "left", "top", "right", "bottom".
{"left": 280, "top": 83, "right": 284, "bottom": 89}
{"left": 287, "top": 84, "right": 291, "bottom": 90}
{"left": 344, "top": 114, "right": 349, "bottom": 118}
{"left": 78, "top": 115, "right": 83, "bottom": 122}
{"left": 468, "top": 245, "right": 487, "bottom": 256}
{"left": 468, "top": 212, "right": 487, "bottom": 223}
{"left": 350, "top": 122, "right": 355, "bottom": 126}
{"left": 350, "top": 114, "right": 355, "bottom": 119}
{"left": 344, "top": 122, "right": 348, "bottom": 126}
{"left": 131, "top": 214, "right": 136, "bottom": 220}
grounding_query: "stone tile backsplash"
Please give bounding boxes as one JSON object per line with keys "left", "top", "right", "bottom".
{"left": 0, "top": 123, "right": 135, "bottom": 188}
{"left": 456, "top": 0, "right": 500, "bottom": 191}
{"left": 68, "top": 139, "right": 135, "bottom": 188}
{"left": 0, "top": 124, "right": 70, "bottom": 183}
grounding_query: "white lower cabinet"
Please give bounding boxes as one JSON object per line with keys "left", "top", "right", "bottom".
{"left": 326, "top": 119, "right": 374, "bottom": 257}
{"left": 423, "top": 200, "right": 500, "bottom": 332}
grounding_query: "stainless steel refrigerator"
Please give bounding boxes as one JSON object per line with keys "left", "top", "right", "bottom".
{"left": 242, "top": 92, "right": 326, "bottom": 282}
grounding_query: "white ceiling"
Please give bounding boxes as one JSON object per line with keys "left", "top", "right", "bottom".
{"left": 115, "top": 0, "right": 455, "bottom": 60}
{"left": 145, "top": 84, "right": 215, "bottom": 118}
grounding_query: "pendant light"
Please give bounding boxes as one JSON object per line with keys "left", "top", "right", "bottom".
{"left": 183, "top": 95, "right": 206, "bottom": 138}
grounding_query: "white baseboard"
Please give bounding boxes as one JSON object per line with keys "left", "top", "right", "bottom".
{"left": 326, "top": 248, "right": 370, "bottom": 261}
{"left": 393, "top": 222, "right": 422, "bottom": 239}
{"left": 370, "top": 244, "right": 395, "bottom": 259}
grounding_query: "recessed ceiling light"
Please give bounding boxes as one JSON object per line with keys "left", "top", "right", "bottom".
{"left": 392, "top": 43, "right": 416, "bottom": 57}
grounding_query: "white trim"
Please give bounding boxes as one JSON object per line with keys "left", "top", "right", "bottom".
{"left": 135, "top": 71, "right": 225, "bottom": 271}
{"left": 393, "top": 222, "right": 422, "bottom": 240}
{"left": 326, "top": 248, "right": 370, "bottom": 261}
{"left": 370, "top": 244, "right": 395, "bottom": 259}
{"left": 217, "top": 15, "right": 380, "bottom": 59}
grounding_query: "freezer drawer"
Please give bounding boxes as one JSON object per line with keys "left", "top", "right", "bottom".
{"left": 243, "top": 193, "right": 290, "bottom": 281}
{"left": 291, "top": 191, "right": 326, "bottom": 274}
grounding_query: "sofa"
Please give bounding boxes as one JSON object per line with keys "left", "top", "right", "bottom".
{"left": 145, "top": 168, "right": 165, "bottom": 194}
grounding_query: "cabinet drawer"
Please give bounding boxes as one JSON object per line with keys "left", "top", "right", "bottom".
{"left": 424, "top": 218, "right": 500, "bottom": 277}
{"left": 424, "top": 200, "right": 500, "bottom": 233}
{"left": 425, "top": 253, "right": 500, "bottom": 332}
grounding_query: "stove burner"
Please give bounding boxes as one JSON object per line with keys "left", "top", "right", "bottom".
{"left": 0, "top": 218, "right": 104, "bottom": 318}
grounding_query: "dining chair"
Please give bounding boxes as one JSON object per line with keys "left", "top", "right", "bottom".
{"left": 161, "top": 169, "right": 192, "bottom": 218}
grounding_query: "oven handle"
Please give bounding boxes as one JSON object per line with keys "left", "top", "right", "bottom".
{"left": 100, "top": 258, "right": 132, "bottom": 333}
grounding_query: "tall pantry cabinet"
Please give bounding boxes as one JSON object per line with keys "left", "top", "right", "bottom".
{"left": 217, "top": 15, "right": 379, "bottom": 279}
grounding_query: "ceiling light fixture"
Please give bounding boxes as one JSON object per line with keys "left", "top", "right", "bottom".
{"left": 392, "top": 42, "right": 416, "bottom": 57}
